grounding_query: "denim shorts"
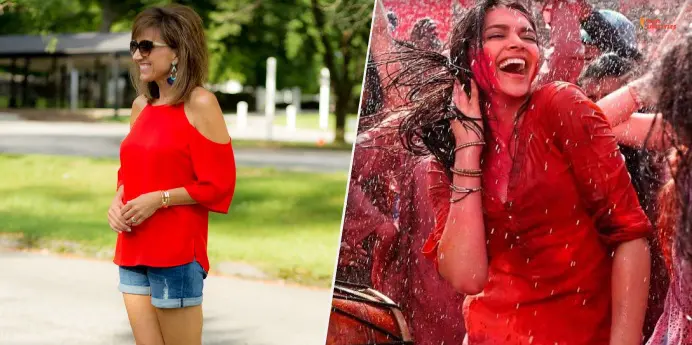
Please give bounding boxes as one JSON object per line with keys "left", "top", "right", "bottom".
{"left": 118, "top": 261, "right": 207, "bottom": 309}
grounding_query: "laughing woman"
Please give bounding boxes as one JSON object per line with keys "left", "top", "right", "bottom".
{"left": 391, "top": 1, "right": 652, "bottom": 344}
{"left": 106, "top": 5, "right": 235, "bottom": 345}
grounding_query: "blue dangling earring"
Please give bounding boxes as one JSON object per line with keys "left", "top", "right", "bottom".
{"left": 167, "top": 62, "right": 177, "bottom": 85}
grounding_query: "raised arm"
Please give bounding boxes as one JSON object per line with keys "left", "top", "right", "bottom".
{"left": 535, "top": 0, "right": 586, "bottom": 85}
{"left": 422, "top": 80, "right": 488, "bottom": 294}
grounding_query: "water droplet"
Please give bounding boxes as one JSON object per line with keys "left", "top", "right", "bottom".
{"left": 490, "top": 228, "right": 495, "bottom": 234}
{"left": 527, "top": 258, "right": 531, "bottom": 264}
{"left": 534, "top": 281, "right": 538, "bottom": 288}
{"left": 549, "top": 228, "right": 553, "bottom": 234}
{"left": 577, "top": 286, "right": 581, "bottom": 293}
{"left": 685, "top": 314, "right": 692, "bottom": 321}
{"left": 516, "top": 303, "right": 520, "bottom": 309}
{"left": 582, "top": 299, "right": 587, "bottom": 306}
{"left": 576, "top": 219, "right": 580, "bottom": 226}
{"left": 544, "top": 162, "right": 548, "bottom": 171}
{"left": 529, "top": 336, "right": 534, "bottom": 344}
{"left": 571, "top": 261, "right": 576, "bottom": 267}
{"left": 565, "top": 139, "right": 570, "bottom": 145}
{"left": 505, "top": 233, "right": 509, "bottom": 239}
{"left": 550, "top": 289, "right": 555, "bottom": 296}
{"left": 565, "top": 243, "right": 569, "bottom": 249}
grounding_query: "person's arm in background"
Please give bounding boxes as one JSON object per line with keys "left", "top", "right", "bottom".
{"left": 611, "top": 113, "right": 671, "bottom": 150}
{"left": 535, "top": 0, "right": 588, "bottom": 85}
{"left": 370, "top": 0, "right": 407, "bottom": 109}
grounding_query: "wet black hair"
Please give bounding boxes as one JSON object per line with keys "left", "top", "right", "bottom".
{"left": 578, "top": 52, "right": 634, "bottom": 83}
{"left": 358, "top": 53, "right": 386, "bottom": 133}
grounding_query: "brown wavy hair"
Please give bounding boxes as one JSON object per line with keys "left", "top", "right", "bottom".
{"left": 654, "top": 34, "right": 692, "bottom": 264}
{"left": 377, "top": 0, "right": 538, "bottom": 171}
{"left": 131, "top": 4, "right": 208, "bottom": 104}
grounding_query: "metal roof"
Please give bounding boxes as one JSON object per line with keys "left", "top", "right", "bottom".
{"left": 0, "top": 32, "right": 131, "bottom": 57}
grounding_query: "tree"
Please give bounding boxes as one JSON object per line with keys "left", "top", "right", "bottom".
{"left": 207, "top": 0, "right": 372, "bottom": 143}
{"left": 308, "top": 0, "right": 372, "bottom": 143}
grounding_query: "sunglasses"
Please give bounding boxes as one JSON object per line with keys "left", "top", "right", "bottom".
{"left": 130, "top": 40, "right": 168, "bottom": 57}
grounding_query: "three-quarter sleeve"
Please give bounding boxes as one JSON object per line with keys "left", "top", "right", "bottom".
{"left": 183, "top": 131, "right": 236, "bottom": 214}
{"left": 546, "top": 82, "right": 651, "bottom": 246}
{"left": 421, "top": 158, "right": 452, "bottom": 267}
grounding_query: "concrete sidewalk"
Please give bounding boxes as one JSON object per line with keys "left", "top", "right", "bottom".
{"left": 0, "top": 113, "right": 356, "bottom": 144}
{"left": 0, "top": 249, "right": 334, "bottom": 345}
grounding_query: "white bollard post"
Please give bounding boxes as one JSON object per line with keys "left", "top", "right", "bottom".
{"left": 265, "top": 57, "right": 277, "bottom": 141}
{"left": 286, "top": 105, "right": 297, "bottom": 132}
{"left": 237, "top": 101, "right": 248, "bottom": 129}
{"left": 292, "top": 87, "right": 301, "bottom": 114}
{"left": 319, "top": 68, "right": 330, "bottom": 130}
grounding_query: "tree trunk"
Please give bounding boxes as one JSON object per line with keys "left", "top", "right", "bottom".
{"left": 99, "top": 0, "right": 116, "bottom": 33}
{"left": 333, "top": 84, "right": 352, "bottom": 144}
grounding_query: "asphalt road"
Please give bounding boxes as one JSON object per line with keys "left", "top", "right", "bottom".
{"left": 0, "top": 249, "right": 334, "bottom": 345}
{"left": 0, "top": 134, "right": 352, "bottom": 173}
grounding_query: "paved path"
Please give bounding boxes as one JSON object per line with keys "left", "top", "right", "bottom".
{"left": 0, "top": 120, "right": 354, "bottom": 173}
{"left": 0, "top": 250, "right": 334, "bottom": 345}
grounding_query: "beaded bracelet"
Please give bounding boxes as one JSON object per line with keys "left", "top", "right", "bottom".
{"left": 454, "top": 141, "right": 486, "bottom": 153}
{"left": 450, "top": 167, "right": 482, "bottom": 177}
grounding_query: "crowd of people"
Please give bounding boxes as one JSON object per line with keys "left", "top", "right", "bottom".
{"left": 335, "top": 0, "right": 692, "bottom": 344}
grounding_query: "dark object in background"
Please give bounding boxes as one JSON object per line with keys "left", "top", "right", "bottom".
{"left": 579, "top": 52, "right": 634, "bottom": 81}
{"left": 581, "top": 9, "right": 642, "bottom": 60}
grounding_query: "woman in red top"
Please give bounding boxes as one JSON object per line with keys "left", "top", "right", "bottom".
{"left": 391, "top": 1, "right": 651, "bottom": 344}
{"left": 106, "top": 5, "right": 235, "bottom": 345}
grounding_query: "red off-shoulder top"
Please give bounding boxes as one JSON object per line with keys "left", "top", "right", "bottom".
{"left": 114, "top": 102, "right": 236, "bottom": 272}
{"left": 423, "top": 82, "right": 651, "bottom": 344}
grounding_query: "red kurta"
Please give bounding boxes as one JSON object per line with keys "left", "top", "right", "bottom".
{"left": 424, "top": 82, "right": 651, "bottom": 344}
{"left": 115, "top": 102, "right": 236, "bottom": 273}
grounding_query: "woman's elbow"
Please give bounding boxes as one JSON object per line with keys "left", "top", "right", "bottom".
{"left": 439, "top": 261, "right": 488, "bottom": 295}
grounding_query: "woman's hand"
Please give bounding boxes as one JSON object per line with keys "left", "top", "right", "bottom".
{"left": 120, "top": 191, "right": 162, "bottom": 227}
{"left": 450, "top": 79, "right": 483, "bottom": 148}
{"left": 108, "top": 190, "right": 130, "bottom": 233}
{"left": 338, "top": 242, "right": 369, "bottom": 268}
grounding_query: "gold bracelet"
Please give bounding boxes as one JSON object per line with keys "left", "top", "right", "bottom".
{"left": 161, "top": 190, "right": 170, "bottom": 208}
{"left": 454, "top": 141, "right": 486, "bottom": 153}
{"left": 450, "top": 167, "right": 482, "bottom": 177}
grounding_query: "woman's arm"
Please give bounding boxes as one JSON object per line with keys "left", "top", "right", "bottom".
{"left": 436, "top": 140, "right": 487, "bottom": 294}
{"left": 610, "top": 238, "right": 651, "bottom": 345}
{"left": 595, "top": 73, "right": 656, "bottom": 128}
{"left": 548, "top": 84, "right": 651, "bottom": 345}
{"left": 426, "top": 80, "right": 488, "bottom": 294}
{"left": 611, "top": 113, "right": 670, "bottom": 150}
{"left": 535, "top": 0, "right": 585, "bottom": 85}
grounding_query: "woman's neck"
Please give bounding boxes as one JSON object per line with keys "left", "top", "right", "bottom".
{"left": 487, "top": 93, "right": 526, "bottom": 140}
{"left": 155, "top": 79, "right": 173, "bottom": 103}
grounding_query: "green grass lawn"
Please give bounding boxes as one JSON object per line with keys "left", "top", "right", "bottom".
{"left": 0, "top": 154, "right": 347, "bottom": 287}
{"left": 101, "top": 112, "right": 360, "bottom": 133}
{"left": 271, "top": 113, "right": 359, "bottom": 132}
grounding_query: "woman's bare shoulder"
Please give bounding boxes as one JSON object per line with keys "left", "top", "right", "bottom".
{"left": 185, "top": 87, "right": 229, "bottom": 144}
